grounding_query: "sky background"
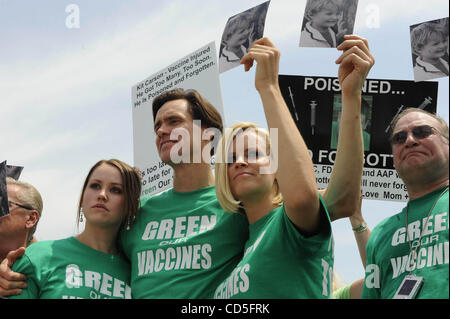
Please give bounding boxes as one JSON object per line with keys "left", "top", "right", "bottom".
{"left": 1, "top": 0, "right": 448, "bottom": 287}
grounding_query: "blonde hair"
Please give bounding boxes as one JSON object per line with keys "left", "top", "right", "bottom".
{"left": 215, "top": 122, "right": 283, "bottom": 213}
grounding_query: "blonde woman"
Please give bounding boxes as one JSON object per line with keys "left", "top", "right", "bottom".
{"left": 213, "top": 36, "right": 373, "bottom": 298}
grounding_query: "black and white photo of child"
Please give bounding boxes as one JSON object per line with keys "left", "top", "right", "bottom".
{"left": 410, "top": 17, "right": 449, "bottom": 82}
{"left": 219, "top": 1, "right": 270, "bottom": 73}
{"left": 299, "top": 0, "right": 358, "bottom": 48}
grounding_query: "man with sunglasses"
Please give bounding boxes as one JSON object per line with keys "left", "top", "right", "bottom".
{"left": 0, "top": 177, "right": 43, "bottom": 262}
{"left": 362, "top": 108, "right": 449, "bottom": 299}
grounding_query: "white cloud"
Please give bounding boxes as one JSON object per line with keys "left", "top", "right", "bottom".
{"left": 0, "top": 1, "right": 233, "bottom": 242}
{"left": 360, "top": 0, "right": 448, "bottom": 24}
{"left": 0, "top": 2, "right": 225, "bottom": 118}
{"left": 22, "top": 167, "right": 85, "bottom": 241}
{"left": 3, "top": 125, "right": 101, "bottom": 165}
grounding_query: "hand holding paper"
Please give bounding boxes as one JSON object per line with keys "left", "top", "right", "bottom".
{"left": 336, "top": 34, "right": 375, "bottom": 96}
{"left": 240, "top": 37, "right": 280, "bottom": 92}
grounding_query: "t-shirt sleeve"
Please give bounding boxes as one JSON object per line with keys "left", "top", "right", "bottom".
{"left": 282, "top": 194, "right": 332, "bottom": 256}
{"left": 9, "top": 254, "right": 40, "bottom": 299}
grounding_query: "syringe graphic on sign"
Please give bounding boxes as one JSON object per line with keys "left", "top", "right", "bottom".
{"left": 417, "top": 96, "right": 433, "bottom": 110}
{"left": 310, "top": 100, "right": 317, "bottom": 135}
{"left": 287, "top": 86, "right": 300, "bottom": 122}
{"left": 384, "top": 96, "right": 433, "bottom": 134}
{"left": 385, "top": 105, "right": 404, "bottom": 134}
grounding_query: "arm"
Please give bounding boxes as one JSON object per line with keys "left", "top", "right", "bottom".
{"left": 321, "top": 35, "right": 375, "bottom": 221}
{"left": 350, "top": 194, "right": 371, "bottom": 268}
{"left": 8, "top": 252, "right": 39, "bottom": 299}
{"left": 241, "top": 37, "right": 320, "bottom": 233}
{"left": 349, "top": 278, "right": 365, "bottom": 299}
{"left": 0, "top": 248, "right": 27, "bottom": 297}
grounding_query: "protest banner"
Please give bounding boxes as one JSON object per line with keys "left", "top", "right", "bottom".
{"left": 279, "top": 75, "right": 438, "bottom": 201}
{"left": 132, "top": 42, "right": 224, "bottom": 198}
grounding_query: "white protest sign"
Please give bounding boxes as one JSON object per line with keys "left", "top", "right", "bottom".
{"left": 314, "top": 165, "right": 408, "bottom": 201}
{"left": 132, "top": 42, "right": 224, "bottom": 198}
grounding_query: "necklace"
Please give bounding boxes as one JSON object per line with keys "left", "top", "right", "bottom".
{"left": 405, "top": 186, "right": 449, "bottom": 271}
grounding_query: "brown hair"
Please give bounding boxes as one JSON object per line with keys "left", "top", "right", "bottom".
{"left": 152, "top": 88, "right": 223, "bottom": 132}
{"left": 77, "top": 159, "right": 141, "bottom": 230}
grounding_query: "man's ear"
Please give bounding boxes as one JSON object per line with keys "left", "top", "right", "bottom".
{"left": 25, "top": 210, "right": 39, "bottom": 229}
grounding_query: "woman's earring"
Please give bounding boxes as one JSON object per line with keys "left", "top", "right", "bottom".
{"left": 80, "top": 207, "right": 84, "bottom": 222}
{"left": 126, "top": 217, "right": 131, "bottom": 231}
{"left": 125, "top": 214, "right": 136, "bottom": 231}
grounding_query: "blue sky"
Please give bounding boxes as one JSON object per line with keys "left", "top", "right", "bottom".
{"left": 1, "top": 0, "right": 448, "bottom": 287}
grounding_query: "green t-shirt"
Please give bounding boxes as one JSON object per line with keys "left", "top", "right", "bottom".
{"left": 213, "top": 195, "right": 334, "bottom": 299}
{"left": 10, "top": 237, "right": 131, "bottom": 299}
{"left": 362, "top": 187, "right": 449, "bottom": 299}
{"left": 120, "top": 186, "right": 249, "bottom": 299}
{"left": 332, "top": 284, "right": 351, "bottom": 299}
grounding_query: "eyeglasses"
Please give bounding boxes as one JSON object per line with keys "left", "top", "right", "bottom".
{"left": 390, "top": 125, "right": 438, "bottom": 145}
{"left": 8, "top": 200, "right": 34, "bottom": 211}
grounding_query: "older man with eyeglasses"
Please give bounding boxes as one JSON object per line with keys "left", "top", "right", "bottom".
{"left": 362, "top": 107, "right": 449, "bottom": 299}
{"left": 0, "top": 178, "right": 43, "bottom": 262}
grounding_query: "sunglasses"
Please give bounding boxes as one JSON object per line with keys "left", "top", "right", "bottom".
{"left": 390, "top": 125, "right": 437, "bottom": 145}
{"left": 8, "top": 200, "right": 34, "bottom": 211}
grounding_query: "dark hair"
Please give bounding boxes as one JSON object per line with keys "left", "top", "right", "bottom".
{"left": 77, "top": 159, "right": 141, "bottom": 230}
{"left": 152, "top": 88, "right": 223, "bottom": 133}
